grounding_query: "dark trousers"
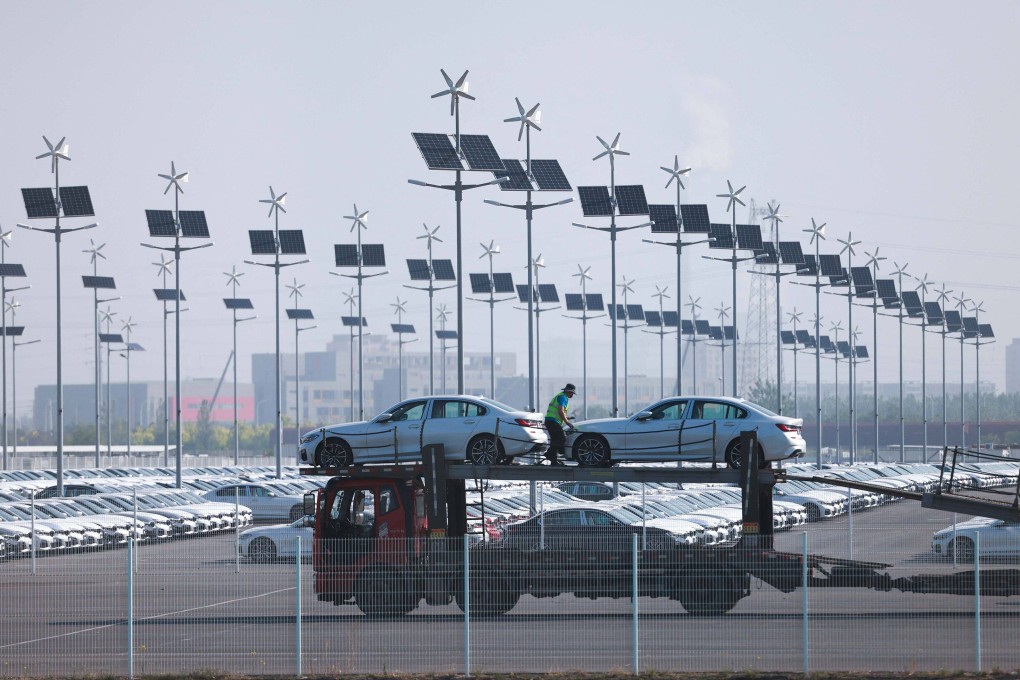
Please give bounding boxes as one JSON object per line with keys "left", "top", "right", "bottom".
{"left": 545, "top": 419, "right": 565, "bottom": 461}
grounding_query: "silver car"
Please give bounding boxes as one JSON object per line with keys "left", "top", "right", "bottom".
{"left": 298, "top": 395, "right": 549, "bottom": 468}
{"left": 565, "top": 396, "right": 805, "bottom": 468}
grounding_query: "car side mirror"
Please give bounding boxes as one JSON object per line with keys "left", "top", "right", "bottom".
{"left": 376, "top": 413, "right": 393, "bottom": 423}
{"left": 635, "top": 411, "right": 653, "bottom": 421}
{"left": 303, "top": 493, "right": 316, "bottom": 517}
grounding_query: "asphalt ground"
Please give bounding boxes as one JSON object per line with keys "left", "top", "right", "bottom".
{"left": 0, "top": 495, "right": 1017, "bottom": 676}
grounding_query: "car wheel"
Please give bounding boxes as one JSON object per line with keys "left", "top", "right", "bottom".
{"left": 805, "top": 504, "right": 821, "bottom": 522}
{"left": 949, "top": 537, "right": 975, "bottom": 563}
{"left": 575, "top": 434, "right": 610, "bottom": 467}
{"left": 724, "top": 439, "right": 768, "bottom": 470}
{"left": 468, "top": 434, "right": 503, "bottom": 466}
{"left": 249, "top": 537, "right": 277, "bottom": 563}
{"left": 317, "top": 438, "right": 353, "bottom": 468}
{"left": 289, "top": 504, "right": 304, "bottom": 521}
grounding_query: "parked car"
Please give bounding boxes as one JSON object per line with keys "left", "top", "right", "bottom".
{"left": 239, "top": 516, "right": 313, "bottom": 562}
{"left": 202, "top": 484, "right": 304, "bottom": 522}
{"left": 298, "top": 395, "right": 549, "bottom": 468}
{"left": 931, "top": 517, "right": 1020, "bottom": 561}
{"left": 555, "top": 481, "right": 616, "bottom": 502}
{"left": 565, "top": 396, "right": 805, "bottom": 468}
{"left": 499, "top": 506, "right": 682, "bottom": 553}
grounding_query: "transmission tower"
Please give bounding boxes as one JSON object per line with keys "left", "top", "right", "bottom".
{"left": 741, "top": 198, "right": 777, "bottom": 392}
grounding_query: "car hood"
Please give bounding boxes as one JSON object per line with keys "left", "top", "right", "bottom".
{"left": 573, "top": 418, "right": 628, "bottom": 433}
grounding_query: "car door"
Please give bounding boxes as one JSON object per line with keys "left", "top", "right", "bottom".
{"left": 624, "top": 399, "right": 688, "bottom": 460}
{"left": 426, "top": 399, "right": 484, "bottom": 459}
{"left": 538, "top": 509, "right": 584, "bottom": 551}
{"left": 364, "top": 399, "right": 429, "bottom": 462}
{"left": 582, "top": 508, "right": 632, "bottom": 557}
{"left": 681, "top": 400, "right": 743, "bottom": 462}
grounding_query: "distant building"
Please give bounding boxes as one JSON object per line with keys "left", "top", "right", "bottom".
{"left": 1006, "top": 338, "right": 1020, "bottom": 394}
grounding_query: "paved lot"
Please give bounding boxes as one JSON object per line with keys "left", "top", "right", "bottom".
{"left": 0, "top": 497, "right": 1017, "bottom": 676}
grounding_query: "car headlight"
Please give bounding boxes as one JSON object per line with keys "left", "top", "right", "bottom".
{"left": 300, "top": 433, "right": 319, "bottom": 444}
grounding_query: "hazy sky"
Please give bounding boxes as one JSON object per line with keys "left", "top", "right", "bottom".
{"left": 2, "top": 1, "right": 1018, "bottom": 412}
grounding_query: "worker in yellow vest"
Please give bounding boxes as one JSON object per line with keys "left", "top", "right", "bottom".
{"left": 543, "top": 383, "right": 576, "bottom": 465}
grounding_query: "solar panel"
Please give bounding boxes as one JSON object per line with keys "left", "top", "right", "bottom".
{"left": 538, "top": 284, "right": 559, "bottom": 303}
{"left": 58, "top": 186, "right": 94, "bottom": 217}
{"left": 778, "top": 241, "right": 805, "bottom": 265}
{"left": 755, "top": 242, "right": 778, "bottom": 264}
{"left": 795, "top": 329, "right": 812, "bottom": 346}
{"left": 361, "top": 244, "right": 386, "bottom": 267}
{"left": 662, "top": 311, "right": 679, "bottom": 327}
{"left": 146, "top": 209, "right": 177, "bottom": 237}
{"left": 924, "top": 302, "right": 944, "bottom": 325}
{"left": 780, "top": 330, "right": 796, "bottom": 345}
{"left": 818, "top": 254, "right": 843, "bottom": 277}
{"left": 680, "top": 319, "right": 694, "bottom": 335}
{"left": 644, "top": 311, "right": 662, "bottom": 327}
{"left": 82, "top": 275, "right": 115, "bottom": 289}
{"left": 724, "top": 325, "right": 738, "bottom": 341}
{"left": 695, "top": 319, "right": 711, "bottom": 335}
{"left": 341, "top": 316, "right": 367, "bottom": 327}
{"left": 248, "top": 230, "right": 277, "bottom": 255}
{"left": 944, "top": 310, "right": 963, "bottom": 332}
{"left": 565, "top": 293, "right": 584, "bottom": 311}
{"left": 126, "top": 342, "right": 145, "bottom": 352}
{"left": 850, "top": 266, "right": 875, "bottom": 298}
{"left": 278, "top": 230, "right": 306, "bottom": 255}
{"left": 607, "top": 305, "right": 625, "bottom": 322}
{"left": 708, "top": 224, "right": 733, "bottom": 249}
{"left": 876, "top": 279, "right": 900, "bottom": 308}
{"left": 615, "top": 185, "right": 649, "bottom": 216}
{"left": 829, "top": 268, "right": 850, "bottom": 287}
{"left": 836, "top": 340, "right": 851, "bottom": 357}
{"left": 680, "top": 204, "right": 711, "bottom": 233}
{"left": 516, "top": 285, "right": 537, "bottom": 303}
{"left": 286, "top": 308, "right": 314, "bottom": 320}
{"left": 709, "top": 326, "right": 723, "bottom": 340}
{"left": 335, "top": 244, "right": 359, "bottom": 267}
{"left": 577, "top": 186, "right": 613, "bottom": 217}
{"left": 585, "top": 293, "right": 604, "bottom": 311}
{"left": 436, "top": 330, "right": 459, "bottom": 340}
{"left": 979, "top": 323, "right": 994, "bottom": 338}
{"left": 736, "top": 224, "right": 763, "bottom": 250}
{"left": 900, "top": 291, "right": 924, "bottom": 317}
{"left": 531, "top": 159, "right": 571, "bottom": 191}
{"left": 411, "top": 132, "right": 461, "bottom": 170}
{"left": 797, "top": 254, "right": 818, "bottom": 277}
{"left": 469, "top": 273, "right": 491, "bottom": 294}
{"left": 406, "top": 259, "right": 431, "bottom": 281}
{"left": 459, "top": 134, "right": 505, "bottom": 171}
{"left": 1, "top": 326, "right": 24, "bottom": 337}
{"left": 431, "top": 259, "right": 455, "bottom": 281}
{"left": 21, "top": 187, "right": 57, "bottom": 219}
{"left": 391, "top": 323, "right": 416, "bottom": 334}
{"left": 962, "top": 317, "right": 978, "bottom": 338}
{"left": 178, "top": 210, "right": 209, "bottom": 238}
{"left": 99, "top": 333, "right": 123, "bottom": 343}
{"left": 495, "top": 158, "right": 533, "bottom": 191}
{"left": 626, "top": 304, "right": 644, "bottom": 320}
{"left": 0, "top": 264, "right": 26, "bottom": 278}
{"left": 492, "top": 272, "right": 514, "bottom": 293}
{"left": 819, "top": 335, "right": 833, "bottom": 352}
{"left": 648, "top": 204, "right": 679, "bottom": 233}
{"left": 855, "top": 346, "right": 869, "bottom": 359}
{"left": 154, "top": 288, "right": 186, "bottom": 301}
{"left": 224, "top": 298, "right": 254, "bottom": 310}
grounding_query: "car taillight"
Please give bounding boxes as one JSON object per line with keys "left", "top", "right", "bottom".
{"left": 776, "top": 423, "right": 799, "bottom": 432}
{"left": 516, "top": 418, "right": 542, "bottom": 428}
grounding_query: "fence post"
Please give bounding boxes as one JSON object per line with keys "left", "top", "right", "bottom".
{"left": 296, "top": 535, "right": 302, "bottom": 677}
{"left": 31, "top": 492, "right": 36, "bottom": 574}
{"left": 632, "top": 533, "right": 639, "bottom": 675}
{"left": 975, "top": 532, "right": 981, "bottom": 672}
{"left": 128, "top": 538, "right": 134, "bottom": 679}
{"left": 235, "top": 489, "right": 241, "bottom": 573}
{"left": 802, "top": 531, "right": 809, "bottom": 674}
{"left": 846, "top": 487, "right": 853, "bottom": 559}
{"left": 464, "top": 535, "right": 471, "bottom": 678}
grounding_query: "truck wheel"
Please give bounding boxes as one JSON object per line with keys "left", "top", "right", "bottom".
{"left": 468, "top": 434, "right": 504, "bottom": 466}
{"left": 678, "top": 572, "right": 743, "bottom": 615}
{"left": 456, "top": 572, "right": 519, "bottom": 616}
{"left": 354, "top": 567, "right": 417, "bottom": 617}
{"left": 724, "top": 439, "right": 767, "bottom": 470}
{"left": 575, "top": 434, "right": 610, "bottom": 467}
{"left": 318, "top": 438, "right": 353, "bottom": 469}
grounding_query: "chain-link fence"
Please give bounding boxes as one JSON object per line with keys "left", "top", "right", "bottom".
{"left": 2, "top": 492, "right": 1017, "bottom": 676}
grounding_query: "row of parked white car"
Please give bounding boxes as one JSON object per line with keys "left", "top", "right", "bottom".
{"left": 0, "top": 465, "right": 326, "bottom": 559}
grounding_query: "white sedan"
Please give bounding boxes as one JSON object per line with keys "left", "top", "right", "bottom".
{"left": 298, "top": 395, "right": 549, "bottom": 468}
{"left": 932, "top": 517, "right": 1020, "bottom": 561}
{"left": 239, "top": 516, "right": 313, "bottom": 562}
{"left": 566, "top": 396, "right": 806, "bottom": 468}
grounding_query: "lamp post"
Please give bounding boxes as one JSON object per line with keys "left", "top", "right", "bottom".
{"left": 715, "top": 180, "right": 746, "bottom": 397}
{"left": 892, "top": 262, "right": 910, "bottom": 462}
{"left": 864, "top": 248, "right": 887, "bottom": 463}
{"left": 152, "top": 254, "right": 173, "bottom": 466}
{"left": 953, "top": 293, "right": 971, "bottom": 448}
{"left": 802, "top": 218, "right": 827, "bottom": 469}
{"left": 564, "top": 265, "right": 603, "bottom": 419}
{"left": 83, "top": 239, "right": 118, "bottom": 469}
{"left": 829, "top": 321, "right": 844, "bottom": 458}
{"left": 471, "top": 240, "right": 514, "bottom": 398}
{"left": 0, "top": 229, "right": 29, "bottom": 471}
{"left": 935, "top": 286, "right": 953, "bottom": 449}
{"left": 390, "top": 298, "right": 417, "bottom": 401}
{"left": 224, "top": 266, "right": 255, "bottom": 465}
{"left": 913, "top": 273, "right": 933, "bottom": 461}
{"left": 687, "top": 297, "right": 703, "bottom": 395}
{"left": 837, "top": 232, "right": 862, "bottom": 461}
{"left": 787, "top": 309, "right": 803, "bottom": 418}
{"left": 119, "top": 318, "right": 142, "bottom": 460}
{"left": 714, "top": 303, "right": 731, "bottom": 396}
{"left": 9, "top": 299, "right": 38, "bottom": 458}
